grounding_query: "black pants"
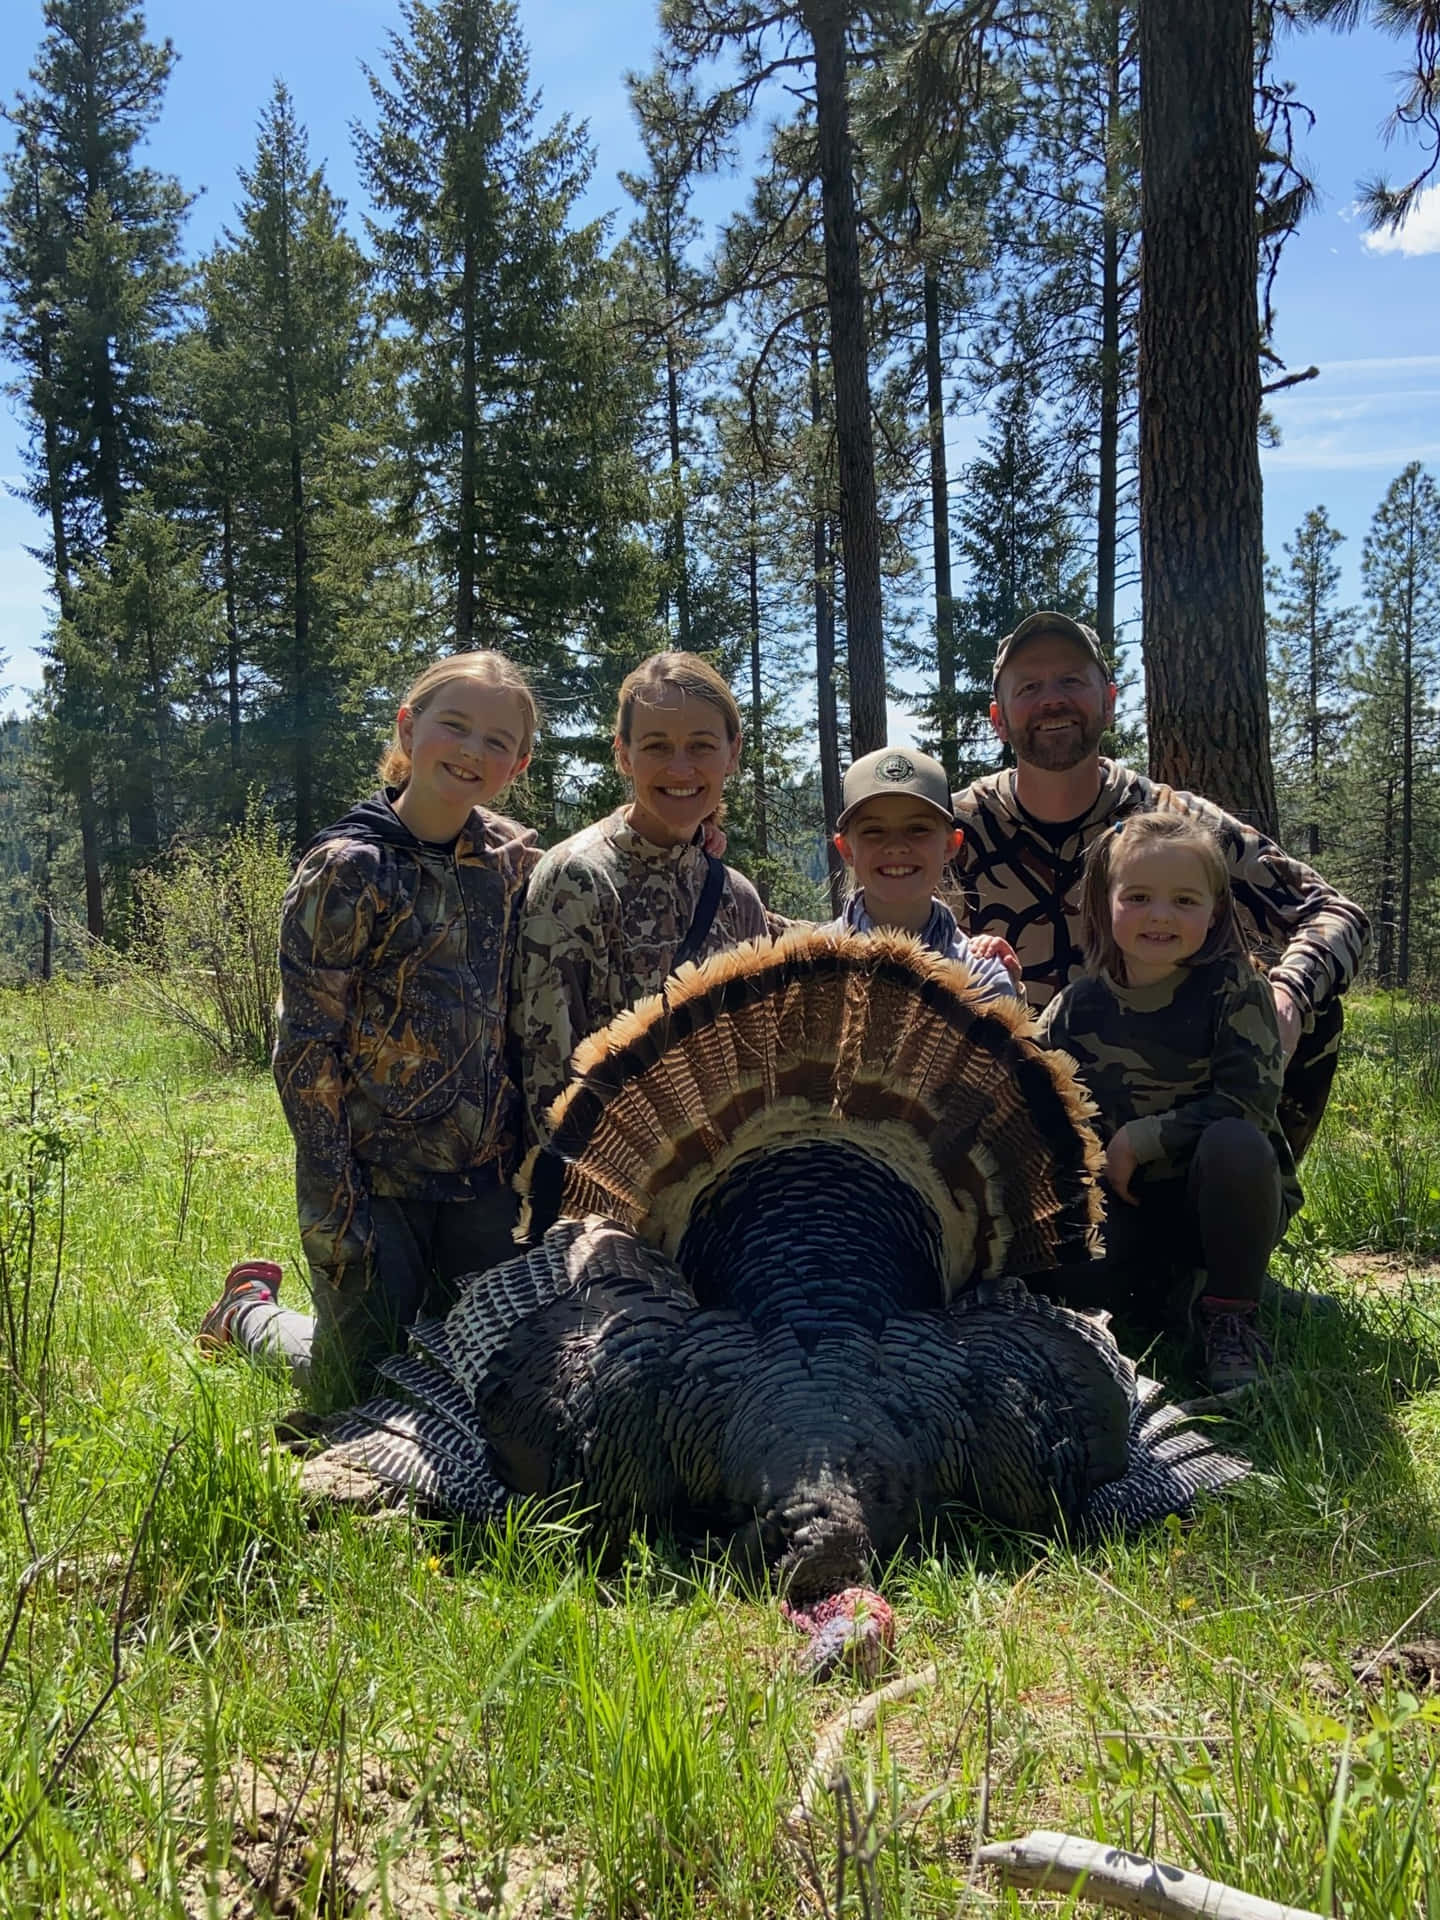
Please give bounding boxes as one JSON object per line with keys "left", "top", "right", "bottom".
{"left": 235, "top": 1188, "right": 519, "bottom": 1412}
{"left": 1034, "top": 1118, "right": 1283, "bottom": 1333}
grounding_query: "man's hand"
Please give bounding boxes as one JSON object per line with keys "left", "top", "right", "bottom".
{"left": 970, "top": 933, "right": 1022, "bottom": 987}
{"left": 1271, "top": 984, "right": 1302, "bottom": 1062}
{"left": 1104, "top": 1125, "right": 1140, "bottom": 1205}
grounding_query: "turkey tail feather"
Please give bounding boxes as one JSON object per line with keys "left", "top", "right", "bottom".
{"left": 1081, "top": 1379, "right": 1250, "bottom": 1534}
{"left": 519, "top": 929, "right": 1103, "bottom": 1295}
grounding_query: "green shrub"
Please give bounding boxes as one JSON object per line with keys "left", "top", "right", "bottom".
{"left": 117, "top": 802, "right": 292, "bottom": 1068}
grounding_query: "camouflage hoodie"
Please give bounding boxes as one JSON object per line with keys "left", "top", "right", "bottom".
{"left": 513, "top": 806, "right": 770, "bottom": 1140}
{"left": 949, "top": 760, "right": 1369, "bottom": 1018}
{"left": 274, "top": 792, "right": 540, "bottom": 1284}
{"left": 1033, "top": 953, "right": 1303, "bottom": 1224}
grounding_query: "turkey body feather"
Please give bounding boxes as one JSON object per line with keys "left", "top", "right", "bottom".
{"left": 301, "top": 930, "right": 1246, "bottom": 1592}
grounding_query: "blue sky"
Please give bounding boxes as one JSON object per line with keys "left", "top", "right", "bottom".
{"left": 1, "top": 0, "right": 1436, "bottom": 707}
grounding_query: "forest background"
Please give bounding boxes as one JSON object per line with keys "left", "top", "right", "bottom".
{"left": 1, "top": 0, "right": 1439, "bottom": 977}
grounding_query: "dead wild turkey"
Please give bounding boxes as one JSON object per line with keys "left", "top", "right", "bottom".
{"left": 303, "top": 929, "right": 1244, "bottom": 1604}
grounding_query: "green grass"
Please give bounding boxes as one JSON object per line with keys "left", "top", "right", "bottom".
{"left": 1, "top": 984, "right": 1439, "bottom": 1916}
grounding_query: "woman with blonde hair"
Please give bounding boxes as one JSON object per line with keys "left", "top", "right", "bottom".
{"left": 513, "top": 650, "right": 768, "bottom": 1139}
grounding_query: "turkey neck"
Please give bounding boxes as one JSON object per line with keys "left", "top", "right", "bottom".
{"left": 677, "top": 1141, "right": 946, "bottom": 1344}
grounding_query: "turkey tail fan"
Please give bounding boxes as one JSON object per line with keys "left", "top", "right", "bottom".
{"left": 518, "top": 927, "right": 1103, "bottom": 1297}
{"left": 1080, "top": 1377, "right": 1250, "bottom": 1536}
{"left": 309, "top": 1388, "right": 508, "bottom": 1523}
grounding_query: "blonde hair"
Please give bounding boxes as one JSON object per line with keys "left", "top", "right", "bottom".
{"left": 379, "top": 650, "right": 538, "bottom": 790}
{"left": 1080, "top": 811, "right": 1246, "bottom": 979}
{"left": 614, "top": 650, "right": 742, "bottom": 745}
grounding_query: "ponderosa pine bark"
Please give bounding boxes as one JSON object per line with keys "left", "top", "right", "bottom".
{"left": 1137, "top": 0, "right": 1276, "bottom": 832}
{"left": 923, "top": 265, "right": 959, "bottom": 789}
{"left": 800, "top": 0, "right": 886, "bottom": 756}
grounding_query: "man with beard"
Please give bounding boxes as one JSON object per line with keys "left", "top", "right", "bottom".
{"left": 951, "top": 611, "right": 1368, "bottom": 1161}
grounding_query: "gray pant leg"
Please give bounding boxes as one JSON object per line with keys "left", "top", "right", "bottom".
{"left": 229, "top": 1299, "right": 316, "bottom": 1387}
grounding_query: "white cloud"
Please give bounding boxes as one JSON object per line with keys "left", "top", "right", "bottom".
{"left": 1263, "top": 440, "right": 1440, "bottom": 471}
{"left": 1362, "top": 186, "right": 1440, "bottom": 257}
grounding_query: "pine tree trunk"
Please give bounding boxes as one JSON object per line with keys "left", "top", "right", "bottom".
{"left": 289, "top": 414, "right": 313, "bottom": 847}
{"left": 801, "top": 0, "right": 886, "bottom": 756}
{"left": 811, "top": 341, "right": 845, "bottom": 913}
{"left": 1137, "top": 0, "right": 1275, "bottom": 832}
{"left": 816, "top": 517, "right": 845, "bottom": 915}
{"left": 458, "top": 244, "right": 478, "bottom": 646}
{"left": 1095, "top": 7, "right": 1122, "bottom": 660}
{"left": 746, "top": 486, "right": 769, "bottom": 889}
{"left": 1306, "top": 573, "right": 1320, "bottom": 858}
{"left": 923, "top": 266, "right": 958, "bottom": 789}
{"left": 222, "top": 488, "right": 243, "bottom": 810}
{"left": 664, "top": 215, "right": 691, "bottom": 649}
{"left": 77, "top": 755, "right": 104, "bottom": 940}
{"left": 1377, "top": 775, "right": 1397, "bottom": 987}
{"left": 1399, "top": 569, "right": 1414, "bottom": 986}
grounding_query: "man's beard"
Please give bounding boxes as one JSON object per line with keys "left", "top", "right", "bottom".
{"left": 1008, "top": 707, "right": 1107, "bottom": 772}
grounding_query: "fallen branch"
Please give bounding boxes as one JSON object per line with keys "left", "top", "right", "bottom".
{"left": 785, "top": 1664, "right": 938, "bottom": 1833}
{"left": 977, "top": 1828, "right": 1325, "bottom": 1920}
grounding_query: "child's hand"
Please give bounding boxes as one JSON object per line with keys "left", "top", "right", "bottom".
{"left": 700, "top": 819, "right": 728, "bottom": 859}
{"left": 970, "top": 933, "right": 1022, "bottom": 986}
{"left": 1105, "top": 1126, "right": 1141, "bottom": 1205}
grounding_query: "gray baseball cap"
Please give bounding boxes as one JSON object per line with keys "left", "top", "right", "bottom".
{"left": 836, "top": 747, "right": 956, "bottom": 833}
{"left": 992, "top": 611, "right": 1108, "bottom": 688}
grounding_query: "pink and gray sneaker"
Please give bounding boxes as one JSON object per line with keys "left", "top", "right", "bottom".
{"left": 197, "top": 1259, "right": 282, "bottom": 1353}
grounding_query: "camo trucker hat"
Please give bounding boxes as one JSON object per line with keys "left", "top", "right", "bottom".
{"left": 992, "top": 610, "right": 1108, "bottom": 687}
{"left": 836, "top": 747, "right": 956, "bottom": 833}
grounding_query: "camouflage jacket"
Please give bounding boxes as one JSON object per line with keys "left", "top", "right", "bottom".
{"left": 274, "top": 792, "right": 540, "bottom": 1281}
{"left": 949, "top": 761, "right": 1369, "bottom": 1018}
{"left": 1033, "top": 954, "right": 1303, "bottom": 1223}
{"left": 513, "top": 807, "right": 770, "bottom": 1140}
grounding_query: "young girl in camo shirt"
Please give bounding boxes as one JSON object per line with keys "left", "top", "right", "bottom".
{"left": 198, "top": 650, "right": 540, "bottom": 1411}
{"left": 1034, "top": 812, "right": 1302, "bottom": 1393}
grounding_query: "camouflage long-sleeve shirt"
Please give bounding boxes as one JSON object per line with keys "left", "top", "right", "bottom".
{"left": 1033, "top": 954, "right": 1303, "bottom": 1223}
{"left": 513, "top": 807, "right": 770, "bottom": 1140}
{"left": 949, "top": 761, "right": 1369, "bottom": 1019}
{"left": 273, "top": 793, "right": 540, "bottom": 1284}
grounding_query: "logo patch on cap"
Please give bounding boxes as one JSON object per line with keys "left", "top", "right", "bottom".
{"left": 876, "top": 753, "right": 914, "bottom": 783}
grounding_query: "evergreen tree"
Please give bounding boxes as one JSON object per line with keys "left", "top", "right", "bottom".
{"left": 1356, "top": 463, "right": 1440, "bottom": 984}
{"left": 1137, "top": 0, "right": 1273, "bottom": 830}
{"left": 619, "top": 69, "right": 718, "bottom": 652}
{"left": 949, "top": 332, "right": 1092, "bottom": 777}
{"left": 356, "top": 0, "right": 656, "bottom": 782}
{"left": 658, "top": 0, "right": 913, "bottom": 753}
{"left": 1266, "top": 505, "right": 1356, "bottom": 859}
{"left": 0, "top": 0, "right": 188, "bottom": 928}
{"left": 195, "top": 83, "right": 378, "bottom": 845}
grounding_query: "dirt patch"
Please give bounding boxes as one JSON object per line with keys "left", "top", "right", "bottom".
{"left": 1329, "top": 1252, "right": 1440, "bottom": 1292}
{"left": 171, "top": 1754, "right": 576, "bottom": 1919}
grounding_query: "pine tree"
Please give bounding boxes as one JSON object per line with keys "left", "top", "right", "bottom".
{"left": 1266, "top": 505, "right": 1356, "bottom": 859}
{"left": 950, "top": 332, "right": 1092, "bottom": 777}
{"left": 1137, "top": 0, "right": 1273, "bottom": 830}
{"left": 196, "top": 83, "right": 376, "bottom": 845}
{"left": 658, "top": 0, "right": 912, "bottom": 752}
{"left": 619, "top": 69, "right": 718, "bottom": 652}
{"left": 0, "top": 0, "right": 188, "bottom": 928}
{"left": 1357, "top": 463, "right": 1440, "bottom": 984}
{"left": 356, "top": 0, "right": 656, "bottom": 774}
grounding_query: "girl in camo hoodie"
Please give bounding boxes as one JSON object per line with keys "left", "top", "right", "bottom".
{"left": 198, "top": 651, "right": 540, "bottom": 1411}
